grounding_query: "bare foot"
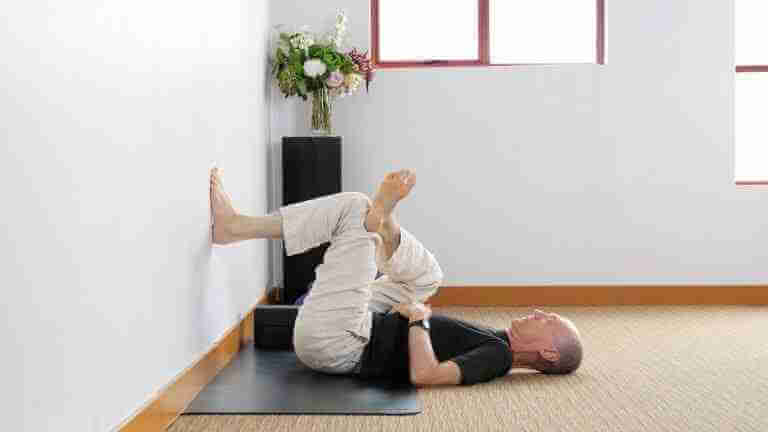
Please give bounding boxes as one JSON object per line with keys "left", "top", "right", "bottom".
{"left": 365, "top": 169, "right": 416, "bottom": 232}
{"left": 210, "top": 167, "right": 239, "bottom": 245}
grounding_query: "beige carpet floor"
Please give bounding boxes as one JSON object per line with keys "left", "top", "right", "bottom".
{"left": 169, "top": 305, "right": 768, "bottom": 432}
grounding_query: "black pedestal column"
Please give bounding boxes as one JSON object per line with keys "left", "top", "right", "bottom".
{"left": 281, "top": 136, "right": 342, "bottom": 304}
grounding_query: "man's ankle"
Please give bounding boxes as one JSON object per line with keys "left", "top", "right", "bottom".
{"left": 377, "top": 218, "right": 401, "bottom": 257}
{"left": 377, "top": 217, "right": 398, "bottom": 239}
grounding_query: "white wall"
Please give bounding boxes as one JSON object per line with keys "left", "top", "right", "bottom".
{"left": 270, "top": 0, "right": 768, "bottom": 285}
{"left": 1, "top": 1, "right": 271, "bottom": 430}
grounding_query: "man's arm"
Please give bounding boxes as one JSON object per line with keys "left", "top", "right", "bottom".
{"left": 394, "top": 302, "right": 461, "bottom": 386}
{"left": 397, "top": 303, "right": 511, "bottom": 386}
{"left": 408, "top": 325, "right": 461, "bottom": 386}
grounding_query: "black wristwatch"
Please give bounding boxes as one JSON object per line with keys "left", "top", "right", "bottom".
{"left": 409, "top": 318, "right": 431, "bottom": 331}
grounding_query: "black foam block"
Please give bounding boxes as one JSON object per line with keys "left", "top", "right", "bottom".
{"left": 183, "top": 347, "right": 421, "bottom": 415}
{"left": 253, "top": 305, "right": 299, "bottom": 350}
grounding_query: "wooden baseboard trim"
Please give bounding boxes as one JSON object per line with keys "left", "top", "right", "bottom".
{"left": 426, "top": 285, "right": 768, "bottom": 306}
{"left": 118, "top": 294, "right": 271, "bottom": 431}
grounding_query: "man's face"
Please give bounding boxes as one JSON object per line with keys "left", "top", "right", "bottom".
{"left": 509, "top": 309, "right": 564, "bottom": 349}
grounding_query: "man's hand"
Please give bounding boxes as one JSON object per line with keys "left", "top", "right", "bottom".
{"left": 391, "top": 302, "right": 432, "bottom": 322}
{"left": 397, "top": 302, "right": 462, "bottom": 386}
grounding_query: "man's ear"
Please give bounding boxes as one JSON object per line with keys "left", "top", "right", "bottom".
{"left": 540, "top": 349, "right": 560, "bottom": 362}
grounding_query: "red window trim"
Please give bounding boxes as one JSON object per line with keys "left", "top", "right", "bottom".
{"left": 736, "top": 66, "right": 768, "bottom": 73}
{"left": 371, "top": 0, "right": 605, "bottom": 68}
{"left": 734, "top": 64, "right": 767, "bottom": 184}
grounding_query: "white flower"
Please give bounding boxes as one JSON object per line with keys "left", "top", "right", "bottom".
{"left": 299, "top": 37, "right": 314, "bottom": 50}
{"left": 330, "top": 11, "right": 348, "bottom": 48}
{"left": 290, "top": 33, "right": 314, "bottom": 51}
{"left": 303, "top": 59, "right": 327, "bottom": 78}
{"left": 344, "top": 73, "right": 362, "bottom": 93}
{"left": 336, "top": 11, "right": 347, "bottom": 25}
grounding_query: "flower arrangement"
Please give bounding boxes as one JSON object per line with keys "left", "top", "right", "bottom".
{"left": 271, "top": 11, "right": 374, "bottom": 134}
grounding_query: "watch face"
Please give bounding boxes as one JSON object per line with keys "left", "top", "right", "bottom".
{"left": 422, "top": 319, "right": 431, "bottom": 330}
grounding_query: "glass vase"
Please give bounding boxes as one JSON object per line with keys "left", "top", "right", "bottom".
{"left": 310, "top": 87, "right": 333, "bottom": 136}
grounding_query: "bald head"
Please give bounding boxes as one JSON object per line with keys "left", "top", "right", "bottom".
{"left": 537, "top": 317, "right": 583, "bottom": 374}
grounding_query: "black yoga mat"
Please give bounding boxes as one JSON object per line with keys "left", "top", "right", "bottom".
{"left": 183, "top": 347, "right": 421, "bottom": 415}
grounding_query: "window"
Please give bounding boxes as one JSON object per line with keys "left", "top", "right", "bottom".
{"left": 371, "top": 0, "right": 604, "bottom": 67}
{"left": 735, "top": 0, "right": 768, "bottom": 184}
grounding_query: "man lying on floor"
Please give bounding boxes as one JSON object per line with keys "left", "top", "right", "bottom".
{"left": 210, "top": 167, "right": 583, "bottom": 386}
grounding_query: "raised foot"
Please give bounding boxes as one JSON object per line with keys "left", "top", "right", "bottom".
{"left": 365, "top": 169, "right": 416, "bottom": 233}
{"left": 210, "top": 167, "right": 239, "bottom": 245}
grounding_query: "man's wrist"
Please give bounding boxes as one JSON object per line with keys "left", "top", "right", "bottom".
{"left": 409, "top": 319, "right": 430, "bottom": 333}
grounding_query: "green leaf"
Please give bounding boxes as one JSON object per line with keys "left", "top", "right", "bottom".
{"left": 308, "top": 44, "right": 324, "bottom": 59}
{"left": 289, "top": 48, "right": 302, "bottom": 65}
{"left": 321, "top": 51, "right": 344, "bottom": 71}
{"left": 296, "top": 80, "right": 307, "bottom": 97}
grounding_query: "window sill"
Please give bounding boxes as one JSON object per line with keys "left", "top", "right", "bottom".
{"left": 735, "top": 180, "right": 768, "bottom": 185}
{"left": 373, "top": 62, "right": 604, "bottom": 69}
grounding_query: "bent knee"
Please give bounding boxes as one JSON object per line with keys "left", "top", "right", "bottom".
{"left": 341, "top": 192, "right": 372, "bottom": 211}
{"left": 338, "top": 192, "right": 372, "bottom": 230}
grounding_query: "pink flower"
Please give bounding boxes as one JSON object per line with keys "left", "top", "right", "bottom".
{"left": 347, "top": 48, "right": 375, "bottom": 92}
{"left": 326, "top": 71, "right": 344, "bottom": 88}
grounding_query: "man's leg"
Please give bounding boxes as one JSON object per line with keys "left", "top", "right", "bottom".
{"left": 280, "top": 192, "right": 380, "bottom": 375}
{"left": 212, "top": 167, "right": 377, "bottom": 374}
{"left": 210, "top": 168, "right": 430, "bottom": 373}
{"left": 210, "top": 167, "right": 282, "bottom": 244}
{"left": 366, "top": 211, "right": 444, "bottom": 314}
